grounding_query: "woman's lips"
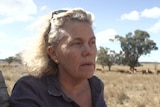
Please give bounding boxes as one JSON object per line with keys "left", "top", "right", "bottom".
{"left": 81, "top": 62, "right": 95, "bottom": 66}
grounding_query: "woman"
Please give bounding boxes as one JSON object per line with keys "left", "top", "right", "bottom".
{"left": 9, "top": 8, "right": 107, "bottom": 107}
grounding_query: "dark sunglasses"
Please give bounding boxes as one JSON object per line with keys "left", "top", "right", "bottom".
{"left": 51, "top": 10, "right": 68, "bottom": 18}
{"left": 45, "top": 10, "right": 68, "bottom": 45}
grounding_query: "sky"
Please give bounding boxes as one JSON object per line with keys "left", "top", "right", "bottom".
{"left": 0, "top": 0, "right": 160, "bottom": 62}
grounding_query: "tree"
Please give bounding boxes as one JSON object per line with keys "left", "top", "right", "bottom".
{"left": 114, "top": 29, "right": 158, "bottom": 69}
{"left": 97, "top": 47, "right": 116, "bottom": 71}
{"left": 5, "top": 57, "right": 14, "bottom": 65}
{"left": 114, "top": 51, "right": 125, "bottom": 65}
{"left": 14, "top": 52, "right": 22, "bottom": 64}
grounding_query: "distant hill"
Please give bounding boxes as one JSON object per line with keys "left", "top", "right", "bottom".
{"left": 140, "top": 62, "right": 160, "bottom": 64}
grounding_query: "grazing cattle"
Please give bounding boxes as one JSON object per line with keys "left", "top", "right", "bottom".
{"left": 96, "top": 68, "right": 102, "bottom": 71}
{"left": 125, "top": 70, "right": 132, "bottom": 74}
{"left": 142, "top": 69, "right": 147, "bottom": 74}
{"left": 14, "top": 65, "right": 18, "bottom": 67}
{"left": 117, "top": 68, "right": 136, "bottom": 74}
{"left": 96, "top": 68, "right": 104, "bottom": 73}
{"left": 117, "top": 69, "right": 126, "bottom": 73}
{"left": 157, "top": 70, "right": 160, "bottom": 75}
{"left": 129, "top": 68, "right": 137, "bottom": 74}
{"left": 148, "top": 69, "right": 153, "bottom": 74}
{"left": 142, "top": 69, "right": 153, "bottom": 74}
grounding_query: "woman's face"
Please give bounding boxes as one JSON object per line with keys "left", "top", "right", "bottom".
{"left": 52, "top": 21, "right": 97, "bottom": 81}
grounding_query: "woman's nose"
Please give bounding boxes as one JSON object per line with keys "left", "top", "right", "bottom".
{"left": 82, "top": 44, "right": 93, "bottom": 56}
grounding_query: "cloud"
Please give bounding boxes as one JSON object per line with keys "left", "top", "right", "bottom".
{"left": 40, "top": 5, "right": 48, "bottom": 11}
{"left": 141, "top": 7, "right": 160, "bottom": 19}
{"left": 147, "top": 20, "right": 160, "bottom": 33}
{"left": 0, "top": 33, "right": 31, "bottom": 47}
{"left": 120, "top": 10, "right": 140, "bottom": 21}
{"left": 96, "top": 29, "right": 117, "bottom": 47}
{"left": 0, "top": 0, "right": 37, "bottom": 24}
{"left": 0, "top": 49, "right": 15, "bottom": 59}
{"left": 0, "top": 32, "right": 8, "bottom": 43}
{"left": 26, "top": 15, "right": 50, "bottom": 33}
{"left": 120, "top": 7, "right": 160, "bottom": 21}
{"left": 0, "top": 36, "right": 32, "bottom": 58}
{"left": 0, "top": 32, "right": 6, "bottom": 38}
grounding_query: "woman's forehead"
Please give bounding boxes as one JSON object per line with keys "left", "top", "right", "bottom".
{"left": 63, "top": 21, "right": 93, "bottom": 35}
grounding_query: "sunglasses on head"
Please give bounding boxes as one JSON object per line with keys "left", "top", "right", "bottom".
{"left": 51, "top": 10, "right": 68, "bottom": 18}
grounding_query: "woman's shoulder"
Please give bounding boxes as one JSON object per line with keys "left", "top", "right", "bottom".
{"left": 89, "top": 75, "right": 104, "bottom": 89}
{"left": 90, "top": 76, "right": 103, "bottom": 84}
{"left": 16, "top": 75, "right": 38, "bottom": 83}
{"left": 11, "top": 75, "right": 48, "bottom": 97}
{"left": 13, "top": 75, "right": 44, "bottom": 89}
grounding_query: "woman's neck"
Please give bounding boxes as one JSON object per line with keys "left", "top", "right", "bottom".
{"left": 58, "top": 74, "right": 89, "bottom": 96}
{"left": 58, "top": 75, "right": 92, "bottom": 107}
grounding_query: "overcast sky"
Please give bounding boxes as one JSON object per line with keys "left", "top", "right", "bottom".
{"left": 0, "top": 0, "right": 160, "bottom": 62}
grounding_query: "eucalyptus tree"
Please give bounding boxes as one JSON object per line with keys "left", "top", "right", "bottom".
{"left": 114, "top": 29, "right": 158, "bottom": 69}
{"left": 97, "top": 47, "right": 117, "bottom": 71}
{"left": 5, "top": 56, "right": 14, "bottom": 65}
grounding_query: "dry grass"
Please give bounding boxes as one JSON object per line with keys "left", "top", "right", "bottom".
{"left": 0, "top": 62, "right": 28, "bottom": 95}
{"left": 95, "top": 71, "right": 160, "bottom": 107}
{"left": 1, "top": 62, "right": 160, "bottom": 107}
{"left": 95, "top": 64, "right": 160, "bottom": 107}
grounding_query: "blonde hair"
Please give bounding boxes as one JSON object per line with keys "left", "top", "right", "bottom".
{"left": 22, "top": 8, "right": 94, "bottom": 77}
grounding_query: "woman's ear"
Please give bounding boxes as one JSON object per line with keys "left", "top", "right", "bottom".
{"left": 47, "top": 46, "right": 59, "bottom": 63}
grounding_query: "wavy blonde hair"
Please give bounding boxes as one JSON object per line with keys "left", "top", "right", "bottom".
{"left": 22, "top": 8, "right": 94, "bottom": 77}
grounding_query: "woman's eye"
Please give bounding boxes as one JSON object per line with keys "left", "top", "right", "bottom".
{"left": 75, "top": 42, "right": 82, "bottom": 45}
{"left": 72, "top": 40, "right": 82, "bottom": 45}
{"left": 90, "top": 40, "right": 96, "bottom": 45}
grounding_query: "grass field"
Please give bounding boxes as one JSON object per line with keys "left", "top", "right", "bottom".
{"left": 1, "top": 62, "right": 160, "bottom": 107}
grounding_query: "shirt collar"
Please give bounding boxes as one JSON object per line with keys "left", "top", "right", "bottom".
{"left": 45, "top": 75, "right": 103, "bottom": 104}
{"left": 45, "top": 75, "right": 73, "bottom": 102}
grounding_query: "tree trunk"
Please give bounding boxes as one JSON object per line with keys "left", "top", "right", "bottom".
{"left": 108, "top": 65, "right": 111, "bottom": 71}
